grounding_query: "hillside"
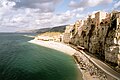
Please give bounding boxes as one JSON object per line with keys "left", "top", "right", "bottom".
{"left": 35, "top": 25, "right": 67, "bottom": 33}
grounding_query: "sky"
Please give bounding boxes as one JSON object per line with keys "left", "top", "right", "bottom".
{"left": 0, "top": 0, "right": 120, "bottom": 32}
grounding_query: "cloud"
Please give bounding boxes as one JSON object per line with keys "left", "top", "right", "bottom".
{"left": 9, "top": 0, "right": 61, "bottom": 7}
{"left": 76, "top": 14, "right": 85, "bottom": 19}
{"left": 7, "top": 0, "right": 62, "bottom": 13}
{"left": 0, "top": 0, "right": 114, "bottom": 32}
{"left": 65, "top": 8, "right": 85, "bottom": 20}
{"left": 0, "top": 0, "right": 74, "bottom": 32}
{"left": 114, "top": 1, "right": 120, "bottom": 9}
{"left": 72, "top": 8, "right": 84, "bottom": 13}
{"left": 33, "top": 11, "right": 74, "bottom": 28}
{"left": 69, "top": 0, "right": 112, "bottom": 9}
{"left": 1, "top": 0, "right": 16, "bottom": 8}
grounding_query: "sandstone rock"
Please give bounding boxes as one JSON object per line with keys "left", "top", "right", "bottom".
{"left": 69, "top": 12, "right": 120, "bottom": 67}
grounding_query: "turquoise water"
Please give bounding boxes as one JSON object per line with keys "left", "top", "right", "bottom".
{"left": 0, "top": 33, "right": 82, "bottom": 80}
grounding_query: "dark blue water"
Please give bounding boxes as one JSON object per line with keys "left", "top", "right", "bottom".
{"left": 0, "top": 33, "right": 82, "bottom": 80}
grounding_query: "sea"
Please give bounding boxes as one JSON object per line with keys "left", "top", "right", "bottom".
{"left": 0, "top": 33, "right": 83, "bottom": 80}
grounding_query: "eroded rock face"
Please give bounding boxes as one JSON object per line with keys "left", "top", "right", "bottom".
{"left": 105, "top": 30, "right": 118, "bottom": 63}
{"left": 69, "top": 14, "right": 120, "bottom": 66}
{"left": 104, "top": 13, "right": 120, "bottom": 65}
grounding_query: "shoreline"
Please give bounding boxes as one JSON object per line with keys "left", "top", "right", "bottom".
{"left": 28, "top": 39, "right": 101, "bottom": 80}
{"left": 29, "top": 39, "right": 76, "bottom": 56}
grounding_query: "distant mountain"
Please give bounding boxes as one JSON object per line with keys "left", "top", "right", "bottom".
{"left": 35, "top": 25, "right": 67, "bottom": 33}
{"left": 16, "top": 25, "right": 67, "bottom": 33}
{"left": 35, "top": 28, "right": 51, "bottom": 33}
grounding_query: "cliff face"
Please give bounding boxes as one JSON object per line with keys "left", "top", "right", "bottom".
{"left": 105, "top": 18, "right": 120, "bottom": 65}
{"left": 70, "top": 15, "right": 120, "bottom": 66}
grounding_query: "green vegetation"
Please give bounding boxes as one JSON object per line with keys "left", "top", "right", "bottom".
{"left": 36, "top": 25, "right": 67, "bottom": 33}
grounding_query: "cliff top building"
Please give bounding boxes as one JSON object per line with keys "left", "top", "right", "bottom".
{"left": 74, "top": 20, "right": 81, "bottom": 35}
{"left": 63, "top": 25, "right": 73, "bottom": 43}
{"left": 65, "top": 25, "right": 73, "bottom": 33}
{"left": 95, "top": 11, "right": 107, "bottom": 26}
{"left": 87, "top": 13, "right": 95, "bottom": 26}
{"left": 101, "top": 13, "right": 112, "bottom": 26}
{"left": 90, "top": 13, "right": 95, "bottom": 18}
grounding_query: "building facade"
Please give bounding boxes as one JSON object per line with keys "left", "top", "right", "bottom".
{"left": 95, "top": 11, "right": 107, "bottom": 26}
{"left": 63, "top": 25, "right": 73, "bottom": 43}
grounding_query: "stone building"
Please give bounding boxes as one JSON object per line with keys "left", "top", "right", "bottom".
{"left": 87, "top": 14, "right": 95, "bottom": 25}
{"left": 65, "top": 25, "right": 72, "bottom": 33}
{"left": 74, "top": 20, "right": 80, "bottom": 35}
{"left": 105, "top": 11, "right": 120, "bottom": 66}
{"left": 78, "top": 20, "right": 84, "bottom": 37}
{"left": 116, "top": 12, "right": 120, "bottom": 66}
{"left": 95, "top": 11, "right": 107, "bottom": 26}
{"left": 101, "top": 13, "right": 112, "bottom": 26}
{"left": 63, "top": 25, "right": 73, "bottom": 43}
{"left": 68, "top": 11, "right": 120, "bottom": 67}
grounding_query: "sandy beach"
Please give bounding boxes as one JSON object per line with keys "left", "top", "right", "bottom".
{"left": 29, "top": 39, "right": 76, "bottom": 56}
{"left": 28, "top": 39, "right": 101, "bottom": 80}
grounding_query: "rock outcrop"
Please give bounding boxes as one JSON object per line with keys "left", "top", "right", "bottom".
{"left": 69, "top": 12, "right": 120, "bottom": 67}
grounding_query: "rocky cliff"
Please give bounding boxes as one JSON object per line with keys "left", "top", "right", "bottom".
{"left": 70, "top": 13, "right": 120, "bottom": 67}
